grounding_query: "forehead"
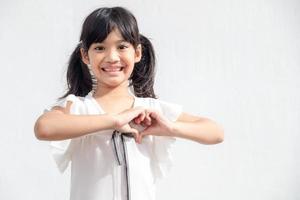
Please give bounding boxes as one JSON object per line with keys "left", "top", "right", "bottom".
{"left": 99, "top": 28, "right": 126, "bottom": 44}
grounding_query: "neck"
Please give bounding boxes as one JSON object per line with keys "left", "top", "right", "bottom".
{"left": 92, "top": 80, "right": 133, "bottom": 98}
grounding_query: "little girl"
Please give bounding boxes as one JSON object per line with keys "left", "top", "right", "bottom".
{"left": 34, "top": 6, "right": 224, "bottom": 200}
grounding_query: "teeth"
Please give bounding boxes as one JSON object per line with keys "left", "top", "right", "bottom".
{"left": 102, "top": 67, "right": 123, "bottom": 72}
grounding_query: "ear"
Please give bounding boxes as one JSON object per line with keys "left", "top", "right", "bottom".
{"left": 134, "top": 44, "right": 142, "bottom": 63}
{"left": 80, "top": 48, "right": 90, "bottom": 65}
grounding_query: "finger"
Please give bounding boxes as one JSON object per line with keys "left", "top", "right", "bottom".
{"left": 137, "top": 133, "right": 142, "bottom": 144}
{"left": 135, "top": 111, "right": 146, "bottom": 124}
{"left": 130, "top": 129, "right": 139, "bottom": 143}
{"left": 149, "top": 110, "right": 159, "bottom": 120}
{"left": 140, "top": 110, "right": 146, "bottom": 122}
{"left": 145, "top": 114, "right": 152, "bottom": 125}
{"left": 140, "top": 127, "right": 151, "bottom": 138}
{"left": 144, "top": 110, "right": 152, "bottom": 125}
{"left": 124, "top": 126, "right": 138, "bottom": 141}
{"left": 141, "top": 111, "right": 147, "bottom": 122}
{"left": 125, "top": 107, "right": 145, "bottom": 121}
{"left": 134, "top": 117, "right": 140, "bottom": 124}
{"left": 140, "top": 121, "right": 149, "bottom": 127}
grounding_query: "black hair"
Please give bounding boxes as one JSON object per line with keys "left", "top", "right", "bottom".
{"left": 59, "top": 6, "right": 157, "bottom": 100}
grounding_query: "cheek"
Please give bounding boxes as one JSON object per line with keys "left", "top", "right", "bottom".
{"left": 90, "top": 57, "right": 104, "bottom": 71}
{"left": 123, "top": 62, "right": 135, "bottom": 76}
{"left": 121, "top": 55, "right": 135, "bottom": 66}
{"left": 123, "top": 66, "right": 134, "bottom": 76}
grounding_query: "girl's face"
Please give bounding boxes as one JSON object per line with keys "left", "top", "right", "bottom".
{"left": 81, "top": 28, "right": 142, "bottom": 89}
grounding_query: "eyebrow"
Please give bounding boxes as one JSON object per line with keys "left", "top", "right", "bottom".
{"left": 95, "top": 40, "right": 128, "bottom": 45}
{"left": 115, "top": 39, "right": 127, "bottom": 43}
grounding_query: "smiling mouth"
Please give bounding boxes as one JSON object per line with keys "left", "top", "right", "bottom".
{"left": 101, "top": 67, "right": 124, "bottom": 72}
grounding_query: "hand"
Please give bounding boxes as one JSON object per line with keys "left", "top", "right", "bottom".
{"left": 114, "top": 107, "right": 147, "bottom": 143}
{"left": 133, "top": 109, "right": 152, "bottom": 127}
{"left": 137, "top": 109, "right": 174, "bottom": 143}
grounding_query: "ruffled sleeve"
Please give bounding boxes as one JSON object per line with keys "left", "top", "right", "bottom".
{"left": 150, "top": 98, "right": 183, "bottom": 181}
{"left": 43, "top": 94, "right": 85, "bottom": 173}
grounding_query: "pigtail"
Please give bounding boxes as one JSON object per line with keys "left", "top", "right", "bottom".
{"left": 130, "top": 34, "right": 157, "bottom": 98}
{"left": 58, "top": 43, "right": 93, "bottom": 100}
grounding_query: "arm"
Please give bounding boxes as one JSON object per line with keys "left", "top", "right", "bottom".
{"left": 171, "top": 112, "right": 224, "bottom": 145}
{"left": 139, "top": 110, "right": 224, "bottom": 145}
{"left": 34, "top": 101, "right": 146, "bottom": 141}
{"left": 34, "top": 104, "right": 116, "bottom": 141}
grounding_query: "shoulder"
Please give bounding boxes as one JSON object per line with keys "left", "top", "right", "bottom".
{"left": 44, "top": 93, "right": 87, "bottom": 114}
{"left": 56, "top": 94, "right": 85, "bottom": 108}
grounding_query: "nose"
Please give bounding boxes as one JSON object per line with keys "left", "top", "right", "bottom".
{"left": 105, "top": 48, "right": 120, "bottom": 63}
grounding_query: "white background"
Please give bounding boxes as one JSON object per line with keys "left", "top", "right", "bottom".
{"left": 0, "top": 0, "right": 299, "bottom": 199}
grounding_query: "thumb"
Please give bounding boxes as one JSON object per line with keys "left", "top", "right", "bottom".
{"left": 139, "top": 126, "right": 152, "bottom": 138}
{"left": 128, "top": 128, "right": 140, "bottom": 143}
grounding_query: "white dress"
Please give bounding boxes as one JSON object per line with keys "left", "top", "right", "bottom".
{"left": 44, "top": 90, "right": 182, "bottom": 200}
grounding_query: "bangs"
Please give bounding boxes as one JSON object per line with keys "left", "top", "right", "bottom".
{"left": 82, "top": 7, "right": 140, "bottom": 49}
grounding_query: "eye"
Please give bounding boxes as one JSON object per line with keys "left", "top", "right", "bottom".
{"left": 118, "top": 44, "right": 128, "bottom": 50}
{"left": 95, "top": 46, "right": 105, "bottom": 51}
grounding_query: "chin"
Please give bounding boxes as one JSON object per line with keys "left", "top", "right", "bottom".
{"left": 102, "top": 79, "right": 129, "bottom": 88}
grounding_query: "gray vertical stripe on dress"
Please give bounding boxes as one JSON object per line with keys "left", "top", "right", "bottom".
{"left": 112, "top": 130, "right": 133, "bottom": 200}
